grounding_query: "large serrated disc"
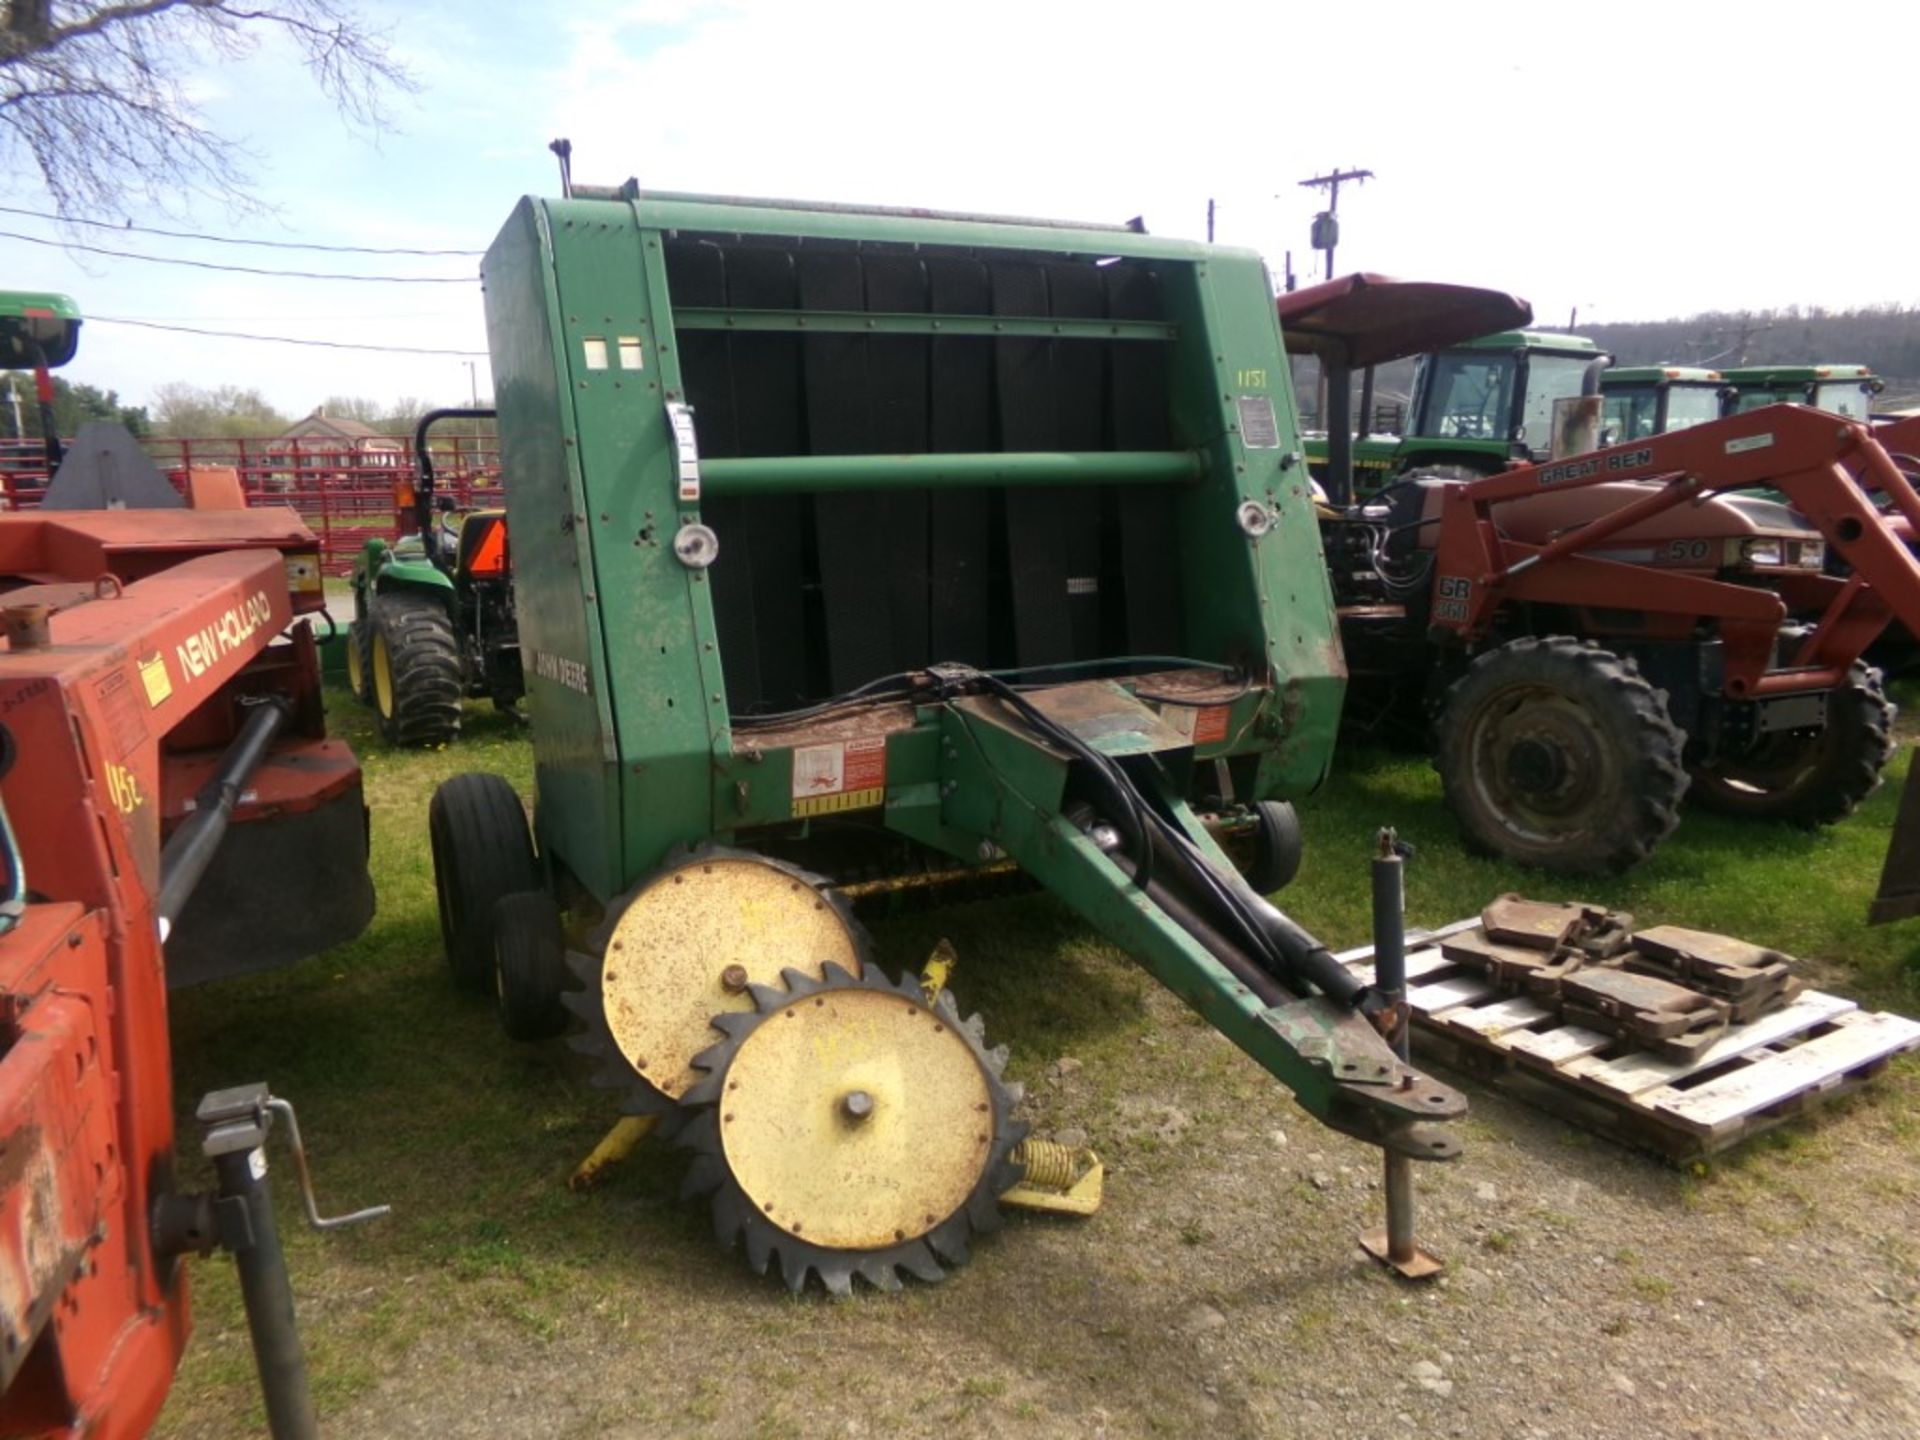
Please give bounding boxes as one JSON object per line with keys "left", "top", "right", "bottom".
{"left": 593, "top": 849, "right": 867, "bottom": 1103}
{"left": 680, "top": 964, "right": 1026, "bottom": 1295}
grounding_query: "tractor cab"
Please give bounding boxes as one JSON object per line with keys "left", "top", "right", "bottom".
{"left": 1403, "top": 330, "right": 1611, "bottom": 474}
{"left": 1277, "top": 273, "right": 1531, "bottom": 502}
{"left": 0, "top": 289, "right": 81, "bottom": 478}
{"left": 1598, "top": 366, "right": 1732, "bottom": 442}
{"left": 1724, "top": 364, "right": 1882, "bottom": 421}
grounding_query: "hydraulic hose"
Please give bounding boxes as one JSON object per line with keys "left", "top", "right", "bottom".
{"left": 156, "top": 699, "right": 290, "bottom": 938}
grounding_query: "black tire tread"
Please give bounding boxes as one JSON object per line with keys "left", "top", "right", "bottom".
{"left": 373, "top": 591, "right": 463, "bottom": 747}
{"left": 494, "top": 890, "right": 570, "bottom": 1041}
{"left": 1690, "top": 662, "right": 1895, "bottom": 827}
{"left": 1435, "top": 634, "right": 1688, "bottom": 873}
{"left": 429, "top": 772, "right": 538, "bottom": 992}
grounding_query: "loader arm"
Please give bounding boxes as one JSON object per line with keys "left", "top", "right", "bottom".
{"left": 1431, "top": 404, "right": 1920, "bottom": 695}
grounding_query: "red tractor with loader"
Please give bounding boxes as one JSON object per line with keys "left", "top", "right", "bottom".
{"left": 1296, "top": 275, "right": 1920, "bottom": 899}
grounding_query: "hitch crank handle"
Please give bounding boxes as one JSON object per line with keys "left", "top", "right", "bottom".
{"left": 1358, "top": 828, "right": 1445, "bottom": 1281}
{"left": 164, "top": 1085, "right": 390, "bottom": 1440}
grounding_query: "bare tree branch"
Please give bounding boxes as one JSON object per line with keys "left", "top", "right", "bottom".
{"left": 0, "top": 0, "right": 416, "bottom": 219}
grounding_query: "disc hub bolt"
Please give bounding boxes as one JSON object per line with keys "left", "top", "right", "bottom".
{"left": 719, "top": 964, "right": 750, "bottom": 994}
{"left": 840, "top": 1090, "right": 875, "bottom": 1122}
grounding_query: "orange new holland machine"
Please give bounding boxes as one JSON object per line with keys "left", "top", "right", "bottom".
{"left": 0, "top": 299, "right": 382, "bottom": 1438}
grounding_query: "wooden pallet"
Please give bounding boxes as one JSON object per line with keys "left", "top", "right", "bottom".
{"left": 1337, "top": 926, "right": 1920, "bottom": 1162}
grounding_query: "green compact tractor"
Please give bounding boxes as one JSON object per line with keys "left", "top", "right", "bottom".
{"left": 345, "top": 408, "right": 523, "bottom": 746}
{"left": 1725, "top": 363, "right": 1882, "bottom": 420}
{"left": 1597, "top": 366, "right": 1731, "bottom": 442}
{"left": 428, "top": 186, "right": 1464, "bottom": 1292}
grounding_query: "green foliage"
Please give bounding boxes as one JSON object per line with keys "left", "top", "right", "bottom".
{"left": 6, "top": 373, "right": 149, "bottom": 437}
{"left": 150, "top": 381, "right": 288, "bottom": 439}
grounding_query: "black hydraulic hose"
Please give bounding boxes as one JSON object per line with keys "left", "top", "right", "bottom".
{"left": 156, "top": 699, "right": 290, "bottom": 936}
{"left": 1105, "top": 848, "right": 1288, "bottom": 1009}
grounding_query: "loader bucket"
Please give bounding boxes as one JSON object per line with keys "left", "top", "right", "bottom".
{"left": 1870, "top": 760, "right": 1920, "bottom": 923}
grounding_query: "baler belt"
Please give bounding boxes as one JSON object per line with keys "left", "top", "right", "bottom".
{"left": 1106, "top": 266, "right": 1183, "bottom": 655}
{"left": 725, "top": 245, "right": 811, "bottom": 706}
{"left": 927, "top": 257, "right": 993, "bottom": 666}
{"left": 864, "top": 252, "right": 933, "bottom": 676}
{"left": 993, "top": 262, "right": 1074, "bottom": 667}
{"left": 1046, "top": 263, "right": 1109, "bottom": 659}
{"left": 665, "top": 241, "right": 762, "bottom": 708}
{"left": 800, "top": 249, "right": 895, "bottom": 695}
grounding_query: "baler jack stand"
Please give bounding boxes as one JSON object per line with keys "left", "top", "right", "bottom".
{"left": 1357, "top": 831, "right": 1445, "bottom": 1281}
{"left": 153, "top": 1086, "right": 390, "bottom": 1440}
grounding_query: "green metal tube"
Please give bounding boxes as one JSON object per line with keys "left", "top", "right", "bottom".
{"left": 699, "top": 450, "right": 1203, "bottom": 496}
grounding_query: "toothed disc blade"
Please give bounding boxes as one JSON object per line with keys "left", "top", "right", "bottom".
{"left": 592, "top": 849, "right": 867, "bottom": 1105}
{"left": 680, "top": 965, "right": 1022, "bottom": 1293}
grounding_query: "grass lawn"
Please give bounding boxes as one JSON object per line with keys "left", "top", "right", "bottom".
{"left": 153, "top": 686, "right": 1920, "bottom": 1434}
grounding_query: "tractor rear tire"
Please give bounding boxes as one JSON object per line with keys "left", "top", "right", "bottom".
{"left": 1243, "top": 800, "right": 1305, "bottom": 894}
{"left": 371, "top": 593, "right": 463, "bottom": 747}
{"left": 1688, "top": 663, "right": 1895, "bottom": 827}
{"left": 429, "top": 773, "right": 539, "bottom": 993}
{"left": 345, "top": 614, "right": 374, "bottom": 704}
{"left": 1435, "top": 635, "right": 1688, "bottom": 873}
{"left": 493, "top": 890, "right": 570, "bottom": 1041}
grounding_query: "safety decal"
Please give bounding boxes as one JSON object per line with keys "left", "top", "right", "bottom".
{"left": 138, "top": 653, "right": 173, "bottom": 707}
{"left": 791, "top": 736, "right": 888, "bottom": 817}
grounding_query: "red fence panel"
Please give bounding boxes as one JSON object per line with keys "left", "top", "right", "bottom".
{"left": 0, "top": 432, "right": 505, "bottom": 576}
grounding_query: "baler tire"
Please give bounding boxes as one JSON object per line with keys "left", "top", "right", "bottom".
{"left": 493, "top": 890, "right": 570, "bottom": 1041}
{"left": 345, "top": 614, "right": 374, "bottom": 704}
{"left": 1688, "top": 663, "right": 1895, "bottom": 827}
{"left": 1435, "top": 635, "right": 1688, "bottom": 874}
{"left": 429, "top": 773, "right": 539, "bottom": 993}
{"left": 371, "top": 593, "right": 463, "bottom": 748}
{"left": 1244, "top": 800, "right": 1305, "bottom": 894}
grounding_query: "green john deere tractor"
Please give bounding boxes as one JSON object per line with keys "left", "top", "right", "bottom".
{"left": 1723, "top": 363, "right": 1882, "bottom": 420}
{"left": 345, "top": 407, "right": 523, "bottom": 746}
{"left": 1597, "top": 365, "right": 1731, "bottom": 442}
{"left": 1287, "top": 275, "right": 1608, "bottom": 500}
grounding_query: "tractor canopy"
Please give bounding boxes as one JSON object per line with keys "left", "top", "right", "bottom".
{"left": 1275, "top": 273, "right": 1531, "bottom": 368}
{"left": 0, "top": 289, "right": 81, "bottom": 369}
{"left": 1599, "top": 366, "right": 1731, "bottom": 440}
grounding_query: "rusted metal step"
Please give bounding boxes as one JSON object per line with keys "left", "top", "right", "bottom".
{"left": 1335, "top": 924, "right": 1920, "bottom": 1162}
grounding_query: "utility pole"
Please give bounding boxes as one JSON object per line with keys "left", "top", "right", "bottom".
{"left": 1295, "top": 166, "right": 1373, "bottom": 282}
{"left": 464, "top": 361, "right": 479, "bottom": 407}
{"left": 1206, "top": 198, "right": 1215, "bottom": 243}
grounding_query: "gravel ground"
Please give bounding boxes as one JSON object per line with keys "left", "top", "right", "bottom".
{"left": 303, "top": 985, "right": 1920, "bottom": 1440}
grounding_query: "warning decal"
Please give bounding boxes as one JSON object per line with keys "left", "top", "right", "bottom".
{"left": 1191, "top": 705, "right": 1232, "bottom": 746}
{"left": 138, "top": 653, "right": 173, "bottom": 707}
{"left": 791, "top": 736, "right": 888, "bottom": 817}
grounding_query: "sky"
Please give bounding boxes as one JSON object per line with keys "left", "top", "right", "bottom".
{"left": 4, "top": 0, "right": 1918, "bottom": 419}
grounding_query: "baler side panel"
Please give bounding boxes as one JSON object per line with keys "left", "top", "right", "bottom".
{"left": 536, "top": 202, "right": 727, "bottom": 893}
{"left": 483, "top": 198, "right": 627, "bottom": 900}
{"left": 1160, "top": 257, "right": 1346, "bottom": 795}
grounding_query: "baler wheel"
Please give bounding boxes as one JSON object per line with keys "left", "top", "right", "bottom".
{"left": 428, "top": 772, "right": 539, "bottom": 992}
{"left": 1435, "top": 635, "right": 1688, "bottom": 873}
{"left": 1689, "top": 662, "right": 1894, "bottom": 827}
{"left": 676, "top": 963, "right": 1026, "bottom": 1295}
{"left": 1244, "top": 799, "right": 1305, "bottom": 894}
{"left": 370, "top": 593, "right": 463, "bottom": 747}
{"left": 493, "top": 890, "right": 571, "bottom": 1041}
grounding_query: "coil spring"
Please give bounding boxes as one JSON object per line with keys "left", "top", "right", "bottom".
{"left": 1011, "top": 1138, "right": 1081, "bottom": 1190}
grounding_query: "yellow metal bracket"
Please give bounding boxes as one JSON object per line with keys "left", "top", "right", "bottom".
{"left": 1001, "top": 1138, "right": 1104, "bottom": 1217}
{"left": 568, "top": 1114, "right": 659, "bottom": 1192}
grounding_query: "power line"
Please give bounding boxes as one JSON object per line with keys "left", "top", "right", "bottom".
{"left": 0, "top": 203, "right": 482, "bottom": 257}
{"left": 0, "top": 228, "right": 476, "bottom": 283}
{"left": 92, "top": 315, "right": 486, "bottom": 356}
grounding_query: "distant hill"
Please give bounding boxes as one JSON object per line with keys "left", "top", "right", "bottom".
{"left": 1290, "top": 302, "right": 1920, "bottom": 426}
{"left": 1584, "top": 304, "right": 1920, "bottom": 407}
